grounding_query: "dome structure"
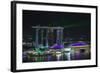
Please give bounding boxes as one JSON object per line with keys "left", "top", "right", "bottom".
{"left": 69, "top": 41, "right": 88, "bottom": 47}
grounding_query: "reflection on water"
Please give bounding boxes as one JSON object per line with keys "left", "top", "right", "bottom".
{"left": 23, "top": 48, "right": 90, "bottom": 63}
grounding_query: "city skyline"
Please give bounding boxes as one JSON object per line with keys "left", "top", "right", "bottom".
{"left": 22, "top": 10, "right": 91, "bottom": 62}
{"left": 23, "top": 10, "right": 90, "bottom": 40}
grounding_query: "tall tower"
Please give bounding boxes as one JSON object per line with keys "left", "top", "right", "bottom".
{"left": 56, "top": 28, "right": 63, "bottom": 45}
{"left": 35, "top": 28, "right": 39, "bottom": 49}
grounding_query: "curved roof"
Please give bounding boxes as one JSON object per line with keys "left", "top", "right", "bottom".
{"left": 69, "top": 41, "right": 88, "bottom": 47}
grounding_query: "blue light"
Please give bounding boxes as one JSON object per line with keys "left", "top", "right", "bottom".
{"left": 69, "top": 41, "right": 88, "bottom": 46}
{"left": 50, "top": 43, "right": 64, "bottom": 49}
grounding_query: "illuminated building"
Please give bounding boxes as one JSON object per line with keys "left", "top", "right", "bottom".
{"left": 32, "top": 26, "right": 64, "bottom": 51}
{"left": 69, "top": 41, "right": 90, "bottom": 60}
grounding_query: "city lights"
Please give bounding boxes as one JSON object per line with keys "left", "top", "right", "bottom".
{"left": 22, "top": 26, "right": 90, "bottom": 62}
{"left": 22, "top": 10, "right": 91, "bottom": 63}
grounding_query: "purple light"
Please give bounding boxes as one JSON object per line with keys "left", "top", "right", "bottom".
{"left": 50, "top": 44, "right": 64, "bottom": 49}
{"left": 69, "top": 41, "right": 88, "bottom": 46}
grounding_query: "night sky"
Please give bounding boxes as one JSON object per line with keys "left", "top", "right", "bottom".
{"left": 23, "top": 10, "right": 91, "bottom": 41}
